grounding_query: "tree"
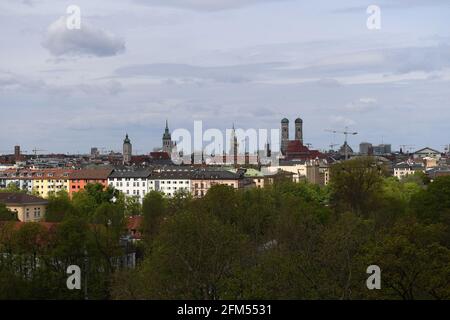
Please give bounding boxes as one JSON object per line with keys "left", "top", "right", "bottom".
{"left": 124, "top": 196, "right": 142, "bottom": 217}
{"left": 45, "top": 190, "right": 74, "bottom": 222}
{"left": 0, "top": 203, "right": 18, "bottom": 221}
{"left": 200, "top": 185, "right": 240, "bottom": 226}
{"left": 141, "top": 191, "right": 167, "bottom": 242}
{"left": 133, "top": 209, "right": 249, "bottom": 299}
{"left": 0, "top": 182, "right": 23, "bottom": 193}
{"left": 362, "top": 217, "right": 450, "bottom": 299}
{"left": 329, "top": 157, "right": 386, "bottom": 216}
{"left": 411, "top": 176, "right": 450, "bottom": 224}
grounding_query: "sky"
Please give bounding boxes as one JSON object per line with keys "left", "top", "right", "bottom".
{"left": 0, "top": 0, "right": 449, "bottom": 155}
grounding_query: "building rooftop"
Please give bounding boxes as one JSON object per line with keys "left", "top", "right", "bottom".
{"left": 69, "top": 168, "right": 113, "bottom": 180}
{"left": 0, "top": 193, "right": 49, "bottom": 206}
{"left": 109, "top": 169, "right": 152, "bottom": 179}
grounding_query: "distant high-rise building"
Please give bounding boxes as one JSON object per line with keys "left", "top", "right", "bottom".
{"left": 162, "top": 120, "right": 174, "bottom": 154}
{"left": 281, "top": 118, "right": 289, "bottom": 155}
{"left": 373, "top": 144, "right": 392, "bottom": 155}
{"left": 265, "top": 140, "right": 271, "bottom": 158}
{"left": 14, "top": 145, "right": 21, "bottom": 161}
{"left": 123, "top": 134, "right": 132, "bottom": 164}
{"left": 90, "top": 147, "right": 99, "bottom": 158}
{"left": 295, "top": 118, "right": 303, "bottom": 143}
{"left": 359, "top": 142, "right": 373, "bottom": 155}
{"left": 360, "top": 142, "right": 391, "bottom": 155}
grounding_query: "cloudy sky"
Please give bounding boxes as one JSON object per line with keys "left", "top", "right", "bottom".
{"left": 1, "top": 0, "right": 449, "bottom": 154}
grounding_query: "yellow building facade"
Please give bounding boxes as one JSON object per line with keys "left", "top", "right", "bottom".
{"left": 0, "top": 193, "right": 48, "bottom": 222}
{"left": 32, "top": 170, "right": 72, "bottom": 198}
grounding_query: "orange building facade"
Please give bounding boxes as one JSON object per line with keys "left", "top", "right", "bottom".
{"left": 68, "top": 169, "right": 113, "bottom": 196}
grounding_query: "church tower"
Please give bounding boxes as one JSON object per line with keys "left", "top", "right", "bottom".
{"left": 162, "top": 120, "right": 174, "bottom": 154}
{"left": 281, "top": 118, "right": 289, "bottom": 155}
{"left": 123, "top": 133, "right": 132, "bottom": 165}
{"left": 229, "top": 124, "right": 239, "bottom": 157}
{"left": 295, "top": 117, "right": 303, "bottom": 144}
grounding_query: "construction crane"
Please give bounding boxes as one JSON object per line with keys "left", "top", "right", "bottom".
{"left": 328, "top": 143, "right": 339, "bottom": 152}
{"left": 399, "top": 145, "right": 415, "bottom": 154}
{"left": 32, "top": 148, "right": 47, "bottom": 158}
{"left": 325, "top": 127, "right": 358, "bottom": 160}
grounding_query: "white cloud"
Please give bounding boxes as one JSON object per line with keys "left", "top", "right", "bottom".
{"left": 345, "top": 97, "right": 378, "bottom": 113}
{"left": 330, "top": 116, "right": 356, "bottom": 127}
{"left": 42, "top": 17, "right": 125, "bottom": 57}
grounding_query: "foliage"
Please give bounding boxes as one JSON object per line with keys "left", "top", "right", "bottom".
{"left": 0, "top": 203, "right": 18, "bottom": 221}
{"left": 1, "top": 162, "right": 450, "bottom": 300}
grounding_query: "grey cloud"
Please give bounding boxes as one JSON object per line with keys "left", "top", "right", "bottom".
{"left": 114, "top": 44, "right": 450, "bottom": 86}
{"left": 115, "top": 62, "right": 286, "bottom": 83}
{"left": 282, "top": 44, "right": 450, "bottom": 78}
{"left": 42, "top": 17, "right": 125, "bottom": 57}
{"left": 0, "top": 71, "right": 45, "bottom": 91}
{"left": 0, "top": 70, "right": 124, "bottom": 97}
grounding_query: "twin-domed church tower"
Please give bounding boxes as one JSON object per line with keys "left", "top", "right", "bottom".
{"left": 281, "top": 117, "right": 303, "bottom": 155}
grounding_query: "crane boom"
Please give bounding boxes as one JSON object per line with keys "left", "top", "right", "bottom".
{"left": 325, "top": 127, "right": 358, "bottom": 160}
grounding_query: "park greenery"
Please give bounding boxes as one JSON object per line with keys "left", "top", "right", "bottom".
{"left": 1, "top": 157, "right": 449, "bottom": 300}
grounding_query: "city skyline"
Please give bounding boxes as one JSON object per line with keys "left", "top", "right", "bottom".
{"left": 1, "top": 0, "right": 450, "bottom": 153}
{"left": 1, "top": 118, "right": 447, "bottom": 156}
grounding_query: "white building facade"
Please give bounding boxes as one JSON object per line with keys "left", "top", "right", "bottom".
{"left": 108, "top": 169, "right": 152, "bottom": 203}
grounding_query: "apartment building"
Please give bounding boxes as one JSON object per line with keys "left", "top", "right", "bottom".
{"left": 191, "top": 170, "right": 252, "bottom": 198}
{"left": 108, "top": 169, "right": 152, "bottom": 202}
{"left": 148, "top": 170, "right": 192, "bottom": 197}
{"left": 393, "top": 162, "right": 425, "bottom": 180}
{"left": 0, "top": 169, "right": 33, "bottom": 192}
{"left": 32, "top": 169, "right": 73, "bottom": 198}
{"left": 69, "top": 168, "right": 113, "bottom": 196}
